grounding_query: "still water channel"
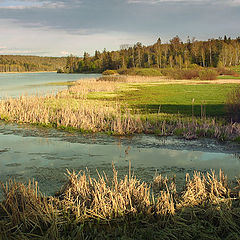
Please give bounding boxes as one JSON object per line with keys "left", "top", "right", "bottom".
{"left": 0, "top": 72, "right": 239, "bottom": 198}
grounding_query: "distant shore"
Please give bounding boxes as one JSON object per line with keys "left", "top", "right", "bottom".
{"left": 0, "top": 71, "right": 57, "bottom": 74}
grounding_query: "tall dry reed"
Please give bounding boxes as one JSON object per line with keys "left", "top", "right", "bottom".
{"left": 0, "top": 168, "right": 239, "bottom": 239}
{"left": 0, "top": 79, "right": 240, "bottom": 139}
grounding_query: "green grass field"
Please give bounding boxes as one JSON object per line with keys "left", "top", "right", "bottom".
{"left": 92, "top": 83, "right": 237, "bottom": 119}
{"left": 217, "top": 75, "right": 240, "bottom": 79}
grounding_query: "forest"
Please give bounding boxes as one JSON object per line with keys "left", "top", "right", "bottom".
{"left": 61, "top": 36, "right": 240, "bottom": 73}
{"left": 0, "top": 55, "right": 66, "bottom": 72}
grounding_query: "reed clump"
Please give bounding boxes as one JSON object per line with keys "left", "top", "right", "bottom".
{"left": 66, "top": 79, "right": 119, "bottom": 99}
{"left": 0, "top": 79, "right": 240, "bottom": 140}
{"left": 0, "top": 95, "right": 144, "bottom": 134}
{"left": 225, "top": 86, "right": 240, "bottom": 122}
{"left": 0, "top": 168, "right": 239, "bottom": 239}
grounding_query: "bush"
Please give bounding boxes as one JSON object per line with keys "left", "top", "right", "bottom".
{"left": 188, "top": 64, "right": 203, "bottom": 69}
{"left": 102, "top": 70, "right": 118, "bottom": 75}
{"left": 225, "top": 87, "right": 240, "bottom": 122}
{"left": 57, "top": 68, "right": 64, "bottom": 73}
{"left": 97, "top": 75, "right": 127, "bottom": 82}
{"left": 134, "top": 68, "right": 162, "bottom": 76}
{"left": 117, "top": 68, "right": 135, "bottom": 75}
{"left": 199, "top": 69, "right": 217, "bottom": 80}
{"left": 117, "top": 68, "right": 162, "bottom": 76}
{"left": 182, "top": 69, "right": 200, "bottom": 79}
{"left": 163, "top": 69, "right": 199, "bottom": 80}
{"left": 163, "top": 68, "right": 217, "bottom": 80}
{"left": 217, "top": 67, "right": 239, "bottom": 76}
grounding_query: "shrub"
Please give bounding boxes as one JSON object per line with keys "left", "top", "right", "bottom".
{"left": 97, "top": 75, "right": 127, "bottom": 82}
{"left": 117, "top": 68, "right": 162, "bottom": 77}
{"left": 102, "top": 69, "right": 118, "bottom": 75}
{"left": 163, "top": 69, "right": 199, "bottom": 80}
{"left": 199, "top": 69, "right": 217, "bottom": 80}
{"left": 182, "top": 69, "right": 200, "bottom": 79}
{"left": 117, "top": 68, "right": 135, "bottom": 75}
{"left": 225, "top": 87, "right": 240, "bottom": 122}
{"left": 217, "top": 67, "right": 239, "bottom": 76}
{"left": 134, "top": 68, "right": 162, "bottom": 76}
{"left": 57, "top": 68, "right": 64, "bottom": 73}
{"left": 163, "top": 68, "right": 217, "bottom": 80}
{"left": 188, "top": 64, "right": 203, "bottom": 69}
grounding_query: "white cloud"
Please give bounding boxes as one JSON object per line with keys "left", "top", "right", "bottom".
{"left": 127, "top": 0, "right": 240, "bottom": 6}
{"left": 0, "top": 19, "right": 155, "bottom": 56}
{"left": 60, "top": 51, "right": 69, "bottom": 55}
{"left": 0, "top": 0, "right": 68, "bottom": 9}
{"left": 0, "top": 49, "right": 40, "bottom": 54}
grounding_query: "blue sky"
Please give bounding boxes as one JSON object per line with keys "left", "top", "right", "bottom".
{"left": 0, "top": 0, "right": 239, "bottom": 56}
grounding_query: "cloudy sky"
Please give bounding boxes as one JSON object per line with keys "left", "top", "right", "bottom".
{"left": 0, "top": 0, "right": 239, "bottom": 56}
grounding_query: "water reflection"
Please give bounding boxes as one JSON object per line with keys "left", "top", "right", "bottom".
{"left": 0, "top": 122, "right": 239, "bottom": 197}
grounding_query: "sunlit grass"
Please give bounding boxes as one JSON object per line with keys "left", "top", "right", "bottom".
{"left": 0, "top": 77, "right": 240, "bottom": 140}
{"left": 217, "top": 75, "right": 240, "bottom": 80}
{"left": 0, "top": 167, "right": 239, "bottom": 239}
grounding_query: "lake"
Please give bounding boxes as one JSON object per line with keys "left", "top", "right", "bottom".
{"left": 0, "top": 72, "right": 239, "bottom": 198}
{"left": 0, "top": 72, "right": 101, "bottom": 99}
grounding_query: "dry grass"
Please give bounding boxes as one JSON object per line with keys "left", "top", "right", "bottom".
{"left": 225, "top": 86, "right": 240, "bottom": 122}
{"left": 0, "top": 94, "right": 144, "bottom": 134}
{"left": 97, "top": 75, "right": 166, "bottom": 83}
{"left": 1, "top": 92, "right": 240, "bottom": 139}
{"left": 64, "top": 79, "right": 119, "bottom": 99}
{"left": 0, "top": 168, "right": 239, "bottom": 239}
{"left": 0, "top": 79, "right": 240, "bottom": 140}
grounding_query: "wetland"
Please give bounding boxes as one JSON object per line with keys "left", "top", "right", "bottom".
{"left": 0, "top": 72, "right": 239, "bottom": 239}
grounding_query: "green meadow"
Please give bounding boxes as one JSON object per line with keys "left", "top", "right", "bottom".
{"left": 90, "top": 82, "right": 238, "bottom": 119}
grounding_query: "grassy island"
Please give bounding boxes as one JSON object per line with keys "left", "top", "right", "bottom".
{"left": 0, "top": 74, "right": 240, "bottom": 141}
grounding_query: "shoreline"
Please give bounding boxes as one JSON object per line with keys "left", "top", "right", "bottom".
{"left": 0, "top": 71, "right": 57, "bottom": 74}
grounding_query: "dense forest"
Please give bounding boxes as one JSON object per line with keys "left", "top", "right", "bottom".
{"left": 0, "top": 55, "right": 66, "bottom": 72}
{"left": 61, "top": 36, "right": 240, "bottom": 73}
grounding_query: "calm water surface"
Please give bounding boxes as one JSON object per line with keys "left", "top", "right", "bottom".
{"left": 0, "top": 73, "right": 239, "bottom": 198}
{"left": 0, "top": 72, "right": 101, "bottom": 99}
{"left": 0, "top": 122, "right": 239, "bottom": 197}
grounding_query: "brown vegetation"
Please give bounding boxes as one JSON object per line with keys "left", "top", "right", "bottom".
{"left": 0, "top": 168, "right": 239, "bottom": 239}
{"left": 162, "top": 68, "right": 218, "bottom": 80}
{"left": 217, "top": 67, "right": 240, "bottom": 77}
{"left": 0, "top": 79, "right": 240, "bottom": 140}
{"left": 225, "top": 87, "right": 240, "bottom": 122}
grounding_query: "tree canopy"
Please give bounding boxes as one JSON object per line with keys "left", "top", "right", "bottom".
{"left": 0, "top": 55, "right": 67, "bottom": 72}
{"left": 63, "top": 36, "right": 240, "bottom": 73}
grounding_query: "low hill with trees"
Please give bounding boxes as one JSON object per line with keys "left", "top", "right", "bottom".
{"left": 61, "top": 36, "right": 240, "bottom": 74}
{"left": 0, "top": 55, "right": 67, "bottom": 72}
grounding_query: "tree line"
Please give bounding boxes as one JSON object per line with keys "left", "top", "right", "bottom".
{"left": 62, "top": 36, "right": 240, "bottom": 73}
{"left": 0, "top": 55, "right": 66, "bottom": 72}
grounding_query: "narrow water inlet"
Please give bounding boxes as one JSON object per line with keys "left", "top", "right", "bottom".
{"left": 0, "top": 122, "right": 239, "bottom": 198}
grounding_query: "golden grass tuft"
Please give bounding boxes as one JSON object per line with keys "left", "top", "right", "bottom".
{"left": 0, "top": 168, "right": 239, "bottom": 239}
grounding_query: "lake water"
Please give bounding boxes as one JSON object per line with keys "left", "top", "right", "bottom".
{"left": 0, "top": 72, "right": 101, "bottom": 99}
{"left": 0, "top": 72, "right": 239, "bottom": 198}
